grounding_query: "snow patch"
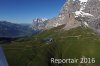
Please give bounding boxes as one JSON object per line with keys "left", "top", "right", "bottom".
{"left": 33, "top": 18, "right": 48, "bottom": 23}
{"left": 79, "top": 0, "right": 88, "bottom": 3}
{"left": 84, "top": 22, "right": 89, "bottom": 27}
{"left": 53, "top": 22, "right": 61, "bottom": 27}
{"left": 73, "top": 0, "right": 93, "bottom": 27}
{"left": 75, "top": 11, "right": 93, "bottom": 17}
{"left": 74, "top": 0, "right": 93, "bottom": 17}
{"left": 73, "top": 0, "right": 88, "bottom": 3}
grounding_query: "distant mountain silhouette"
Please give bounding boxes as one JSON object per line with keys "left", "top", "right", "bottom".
{"left": 0, "top": 21, "right": 38, "bottom": 38}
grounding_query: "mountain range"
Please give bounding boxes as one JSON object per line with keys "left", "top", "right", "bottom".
{"left": 32, "top": 0, "right": 100, "bottom": 33}
{"left": 0, "top": 21, "right": 38, "bottom": 37}
{"left": 1, "top": 0, "right": 100, "bottom": 37}
{"left": 2, "top": 0, "right": 100, "bottom": 66}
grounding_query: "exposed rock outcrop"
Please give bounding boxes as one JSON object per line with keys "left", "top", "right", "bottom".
{"left": 33, "top": 0, "right": 100, "bottom": 33}
{"left": 45, "top": 0, "right": 81, "bottom": 30}
{"left": 32, "top": 18, "right": 48, "bottom": 30}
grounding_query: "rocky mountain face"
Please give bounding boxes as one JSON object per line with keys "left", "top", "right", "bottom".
{"left": 45, "top": 0, "right": 82, "bottom": 30}
{"left": 32, "top": 18, "right": 48, "bottom": 30}
{"left": 45, "top": 0, "right": 100, "bottom": 32}
{"left": 83, "top": 0, "right": 100, "bottom": 33}
{"left": 71, "top": 0, "right": 100, "bottom": 33}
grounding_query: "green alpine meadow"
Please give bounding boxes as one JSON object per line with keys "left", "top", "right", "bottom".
{"left": 3, "top": 26, "right": 100, "bottom": 66}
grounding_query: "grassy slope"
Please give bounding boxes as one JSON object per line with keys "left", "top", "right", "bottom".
{"left": 3, "top": 26, "right": 100, "bottom": 66}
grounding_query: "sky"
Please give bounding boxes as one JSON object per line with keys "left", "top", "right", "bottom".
{"left": 0, "top": 0, "right": 66, "bottom": 24}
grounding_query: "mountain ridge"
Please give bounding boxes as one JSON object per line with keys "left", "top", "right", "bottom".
{"left": 0, "top": 21, "right": 37, "bottom": 37}
{"left": 44, "top": 0, "right": 100, "bottom": 33}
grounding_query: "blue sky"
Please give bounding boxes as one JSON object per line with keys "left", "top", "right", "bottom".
{"left": 0, "top": 0, "right": 66, "bottom": 24}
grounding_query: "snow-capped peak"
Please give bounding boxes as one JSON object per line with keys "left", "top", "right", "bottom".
{"left": 33, "top": 18, "right": 48, "bottom": 23}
